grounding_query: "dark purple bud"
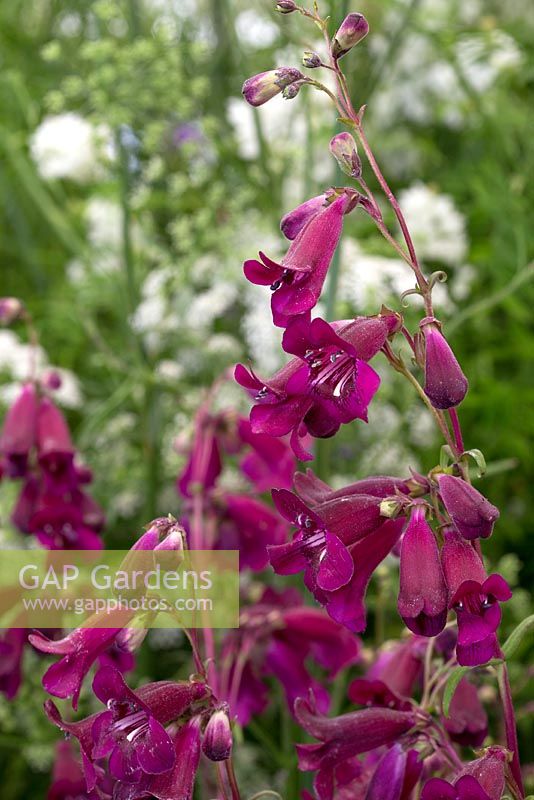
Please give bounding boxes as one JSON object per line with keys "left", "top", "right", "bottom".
{"left": 276, "top": 0, "right": 297, "bottom": 12}
{"left": 303, "top": 51, "right": 322, "bottom": 68}
{"left": 202, "top": 708, "right": 233, "bottom": 761}
{"left": 242, "top": 67, "right": 304, "bottom": 107}
{"left": 397, "top": 506, "right": 448, "bottom": 636}
{"left": 0, "top": 297, "right": 24, "bottom": 325}
{"left": 437, "top": 474, "right": 499, "bottom": 540}
{"left": 421, "top": 320, "right": 468, "bottom": 409}
{"left": 41, "top": 369, "right": 62, "bottom": 391}
{"left": 332, "top": 13, "right": 369, "bottom": 59}
{"left": 329, "top": 132, "right": 361, "bottom": 178}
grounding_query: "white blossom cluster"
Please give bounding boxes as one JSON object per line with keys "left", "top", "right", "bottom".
{"left": 30, "top": 113, "right": 113, "bottom": 183}
{"left": 0, "top": 330, "right": 82, "bottom": 409}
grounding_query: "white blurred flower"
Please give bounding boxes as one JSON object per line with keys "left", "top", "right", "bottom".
{"left": 235, "top": 10, "right": 279, "bottom": 49}
{"left": 456, "top": 30, "right": 522, "bottom": 93}
{"left": 41, "top": 367, "right": 83, "bottom": 409}
{"left": 184, "top": 282, "right": 238, "bottom": 330}
{"left": 0, "top": 331, "right": 20, "bottom": 372}
{"left": 130, "top": 295, "right": 167, "bottom": 334}
{"left": 205, "top": 333, "right": 241, "bottom": 360}
{"left": 86, "top": 197, "right": 123, "bottom": 250}
{"left": 227, "top": 96, "right": 305, "bottom": 161}
{"left": 339, "top": 238, "right": 411, "bottom": 309}
{"left": 241, "top": 284, "right": 285, "bottom": 375}
{"left": 155, "top": 360, "right": 184, "bottom": 382}
{"left": 398, "top": 184, "right": 468, "bottom": 266}
{"left": 30, "top": 113, "right": 111, "bottom": 183}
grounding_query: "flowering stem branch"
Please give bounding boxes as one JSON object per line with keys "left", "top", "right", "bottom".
{"left": 225, "top": 757, "right": 242, "bottom": 800}
{"left": 448, "top": 408, "right": 465, "bottom": 453}
{"left": 497, "top": 663, "right": 525, "bottom": 798}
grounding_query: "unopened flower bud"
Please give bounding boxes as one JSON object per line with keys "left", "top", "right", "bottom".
{"left": 0, "top": 297, "right": 24, "bottom": 325}
{"left": 332, "top": 13, "right": 369, "bottom": 59}
{"left": 437, "top": 474, "right": 499, "bottom": 540}
{"left": 282, "top": 82, "right": 301, "bottom": 99}
{"left": 329, "top": 132, "right": 361, "bottom": 177}
{"left": 202, "top": 708, "right": 233, "bottom": 761}
{"left": 276, "top": 0, "right": 297, "bottom": 12}
{"left": 242, "top": 67, "right": 304, "bottom": 107}
{"left": 302, "top": 51, "right": 321, "bottom": 68}
{"left": 421, "top": 319, "right": 468, "bottom": 409}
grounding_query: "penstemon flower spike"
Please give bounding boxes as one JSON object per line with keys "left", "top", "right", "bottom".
{"left": 235, "top": 3, "right": 526, "bottom": 798}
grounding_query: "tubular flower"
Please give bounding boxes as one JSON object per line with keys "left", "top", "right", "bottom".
{"left": 441, "top": 529, "right": 511, "bottom": 666}
{"left": 44, "top": 667, "right": 210, "bottom": 795}
{"left": 324, "top": 518, "right": 406, "bottom": 632}
{"left": 420, "top": 319, "right": 468, "bottom": 410}
{"left": 0, "top": 383, "right": 39, "bottom": 477}
{"left": 236, "top": 312, "right": 398, "bottom": 460}
{"left": 243, "top": 193, "right": 351, "bottom": 328}
{"left": 293, "top": 468, "right": 409, "bottom": 507}
{"left": 201, "top": 707, "right": 233, "bottom": 761}
{"left": 268, "top": 489, "right": 386, "bottom": 596}
{"left": 29, "top": 607, "right": 136, "bottom": 708}
{"left": 0, "top": 628, "right": 27, "bottom": 700}
{"left": 437, "top": 474, "right": 499, "bottom": 540}
{"left": 295, "top": 693, "right": 418, "bottom": 800}
{"left": 397, "top": 505, "right": 448, "bottom": 636}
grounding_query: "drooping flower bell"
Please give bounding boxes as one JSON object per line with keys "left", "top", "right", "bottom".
{"left": 397, "top": 505, "right": 448, "bottom": 636}
{"left": 437, "top": 474, "right": 499, "bottom": 540}
{"left": 441, "top": 529, "right": 511, "bottom": 666}
{"left": 294, "top": 468, "right": 409, "bottom": 507}
{"left": 243, "top": 192, "right": 353, "bottom": 328}
{"left": 420, "top": 319, "right": 468, "bottom": 410}
{"left": 48, "top": 740, "right": 99, "bottom": 800}
{"left": 0, "top": 383, "right": 39, "bottom": 477}
{"left": 0, "top": 628, "right": 27, "bottom": 700}
{"left": 242, "top": 67, "right": 304, "bottom": 107}
{"left": 236, "top": 312, "right": 399, "bottom": 460}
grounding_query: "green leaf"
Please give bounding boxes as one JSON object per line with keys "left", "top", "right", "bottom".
{"left": 442, "top": 666, "right": 470, "bottom": 716}
{"left": 501, "top": 614, "right": 534, "bottom": 660}
{"left": 461, "top": 449, "right": 487, "bottom": 477}
{"left": 440, "top": 445, "right": 455, "bottom": 468}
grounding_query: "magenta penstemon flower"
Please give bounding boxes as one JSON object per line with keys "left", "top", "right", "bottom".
{"left": 397, "top": 504, "right": 448, "bottom": 636}
{"left": 441, "top": 528, "right": 511, "bottom": 666}
{"left": 0, "top": 383, "right": 39, "bottom": 477}
{"left": 236, "top": 311, "right": 400, "bottom": 459}
{"left": 243, "top": 191, "right": 355, "bottom": 328}
{"left": 44, "top": 666, "right": 211, "bottom": 794}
